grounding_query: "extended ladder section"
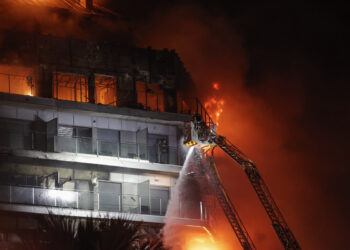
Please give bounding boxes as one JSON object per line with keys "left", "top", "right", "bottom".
{"left": 188, "top": 98, "right": 301, "bottom": 250}
{"left": 205, "top": 154, "right": 255, "bottom": 250}
{"left": 214, "top": 136, "right": 301, "bottom": 250}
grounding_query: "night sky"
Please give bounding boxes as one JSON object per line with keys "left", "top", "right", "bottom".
{"left": 1, "top": 1, "right": 349, "bottom": 249}
{"left": 109, "top": 2, "right": 348, "bottom": 249}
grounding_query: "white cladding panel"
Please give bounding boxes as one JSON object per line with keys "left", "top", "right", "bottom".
{"left": 109, "top": 173, "right": 173, "bottom": 187}
{"left": 38, "top": 110, "right": 55, "bottom": 122}
{"left": 122, "top": 120, "right": 137, "bottom": 132}
{"left": 58, "top": 112, "right": 74, "bottom": 125}
{"left": 108, "top": 118, "right": 122, "bottom": 130}
{"left": 147, "top": 174, "right": 171, "bottom": 186}
{"left": 96, "top": 116, "right": 108, "bottom": 129}
{"left": 148, "top": 123, "right": 168, "bottom": 135}
{"left": 123, "top": 174, "right": 139, "bottom": 183}
{"left": 0, "top": 105, "right": 16, "bottom": 119}
{"left": 0, "top": 105, "right": 179, "bottom": 142}
{"left": 136, "top": 122, "right": 148, "bottom": 130}
{"left": 110, "top": 173, "right": 123, "bottom": 182}
{"left": 74, "top": 114, "right": 91, "bottom": 127}
{"left": 17, "top": 108, "right": 36, "bottom": 121}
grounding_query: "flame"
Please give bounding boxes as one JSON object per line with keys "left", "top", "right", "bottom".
{"left": 213, "top": 82, "right": 220, "bottom": 90}
{"left": 182, "top": 226, "right": 227, "bottom": 250}
{"left": 204, "top": 82, "right": 224, "bottom": 127}
{"left": 186, "top": 237, "right": 220, "bottom": 250}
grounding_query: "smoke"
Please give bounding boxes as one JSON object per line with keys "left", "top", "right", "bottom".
{"left": 163, "top": 147, "right": 202, "bottom": 248}
{"left": 131, "top": 3, "right": 349, "bottom": 250}
{"left": 0, "top": 1, "right": 347, "bottom": 248}
{"left": 0, "top": 1, "right": 134, "bottom": 44}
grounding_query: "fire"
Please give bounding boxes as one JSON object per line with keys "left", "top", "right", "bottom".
{"left": 182, "top": 226, "right": 226, "bottom": 250}
{"left": 213, "top": 82, "right": 220, "bottom": 90}
{"left": 186, "top": 237, "right": 220, "bottom": 250}
{"left": 164, "top": 224, "right": 229, "bottom": 250}
{"left": 204, "top": 82, "right": 224, "bottom": 127}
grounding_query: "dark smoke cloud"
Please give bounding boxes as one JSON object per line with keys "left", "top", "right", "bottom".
{"left": 125, "top": 3, "right": 349, "bottom": 249}
{"left": 0, "top": 1, "right": 134, "bottom": 44}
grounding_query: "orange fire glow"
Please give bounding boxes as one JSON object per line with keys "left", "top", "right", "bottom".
{"left": 205, "top": 82, "right": 224, "bottom": 126}
{"left": 184, "top": 226, "right": 224, "bottom": 250}
{"left": 165, "top": 225, "right": 229, "bottom": 250}
{"left": 213, "top": 82, "right": 220, "bottom": 90}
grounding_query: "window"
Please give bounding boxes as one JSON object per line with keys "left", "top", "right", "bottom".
{"left": 150, "top": 187, "right": 169, "bottom": 216}
{"left": 136, "top": 82, "right": 164, "bottom": 112}
{"left": 57, "top": 126, "right": 92, "bottom": 139}
{"left": 0, "top": 65, "right": 35, "bottom": 96}
{"left": 56, "top": 126, "right": 92, "bottom": 154}
{"left": 95, "top": 75, "right": 117, "bottom": 106}
{"left": 97, "top": 128, "right": 119, "bottom": 157}
{"left": 12, "top": 175, "right": 40, "bottom": 187}
{"left": 53, "top": 72, "right": 88, "bottom": 102}
{"left": 147, "top": 134, "right": 169, "bottom": 163}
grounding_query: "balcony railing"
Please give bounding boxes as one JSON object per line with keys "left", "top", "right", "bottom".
{"left": 54, "top": 136, "right": 179, "bottom": 165}
{"left": 0, "top": 133, "right": 180, "bottom": 165}
{"left": 0, "top": 185, "right": 207, "bottom": 220}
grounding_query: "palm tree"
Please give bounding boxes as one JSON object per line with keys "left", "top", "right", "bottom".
{"left": 19, "top": 213, "right": 166, "bottom": 250}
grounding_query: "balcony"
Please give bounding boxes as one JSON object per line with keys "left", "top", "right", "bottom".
{"left": 0, "top": 133, "right": 180, "bottom": 166}
{"left": 54, "top": 136, "right": 179, "bottom": 165}
{"left": 0, "top": 185, "right": 208, "bottom": 224}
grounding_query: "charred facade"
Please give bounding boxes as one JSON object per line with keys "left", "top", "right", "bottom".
{"left": 0, "top": 30, "right": 195, "bottom": 113}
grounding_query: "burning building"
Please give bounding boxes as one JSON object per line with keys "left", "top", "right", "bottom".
{"left": 0, "top": 0, "right": 209, "bottom": 248}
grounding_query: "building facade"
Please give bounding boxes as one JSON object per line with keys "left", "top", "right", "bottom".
{"left": 0, "top": 29, "right": 208, "bottom": 246}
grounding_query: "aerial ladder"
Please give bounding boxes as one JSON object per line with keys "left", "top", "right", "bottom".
{"left": 184, "top": 98, "right": 301, "bottom": 250}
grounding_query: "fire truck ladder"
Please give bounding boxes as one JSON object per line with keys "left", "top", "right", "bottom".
{"left": 195, "top": 98, "right": 301, "bottom": 250}
{"left": 205, "top": 150, "right": 256, "bottom": 250}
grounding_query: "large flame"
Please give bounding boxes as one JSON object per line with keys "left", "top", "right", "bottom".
{"left": 165, "top": 225, "right": 229, "bottom": 250}
{"left": 204, "top": 82, "right": 224, "bottom": 127}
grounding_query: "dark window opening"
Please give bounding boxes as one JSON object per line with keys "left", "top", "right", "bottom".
{"left": 136, "top": 82, "right": 164, "bottom": 112}
{"left": 95, "top": 75, "right": 117, "bottom": 106}
{"left": 53, "top": 72, "right": 88, "bottom": 102}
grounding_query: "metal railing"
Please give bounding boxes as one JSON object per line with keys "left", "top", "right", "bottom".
{"left": 54, "top": 136, "right": 179, "bottom": 164}
{"left": 195, "top": 98, "right": 216, "bottom": 133}
{"left": 0, "top": 185, "right": 206, "bottom": 219}
{"left": 0, "top": 133, "right": 179, "bottom": 165}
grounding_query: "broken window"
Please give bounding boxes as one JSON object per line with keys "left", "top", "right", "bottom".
{"left": 0, "top": 65, "right": 35, "bottom": 96}
{"left": 53, "top": 72, "right": 88, "bottom": 102}
{"left": 136, "top": 82, "right": 164, "bottom": 112}
{"left": 95, "top": 75, "right": 117, "bottom": 106}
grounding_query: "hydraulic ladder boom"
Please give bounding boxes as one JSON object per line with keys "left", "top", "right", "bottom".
{"left": 204, "top": 151, "right": 255, "bottom": 250}
{"left": 185, "top": 98, "right": 301, "bottom": 250}
{"left": 214, "top": 136, "right": 301, "bottom": 250}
